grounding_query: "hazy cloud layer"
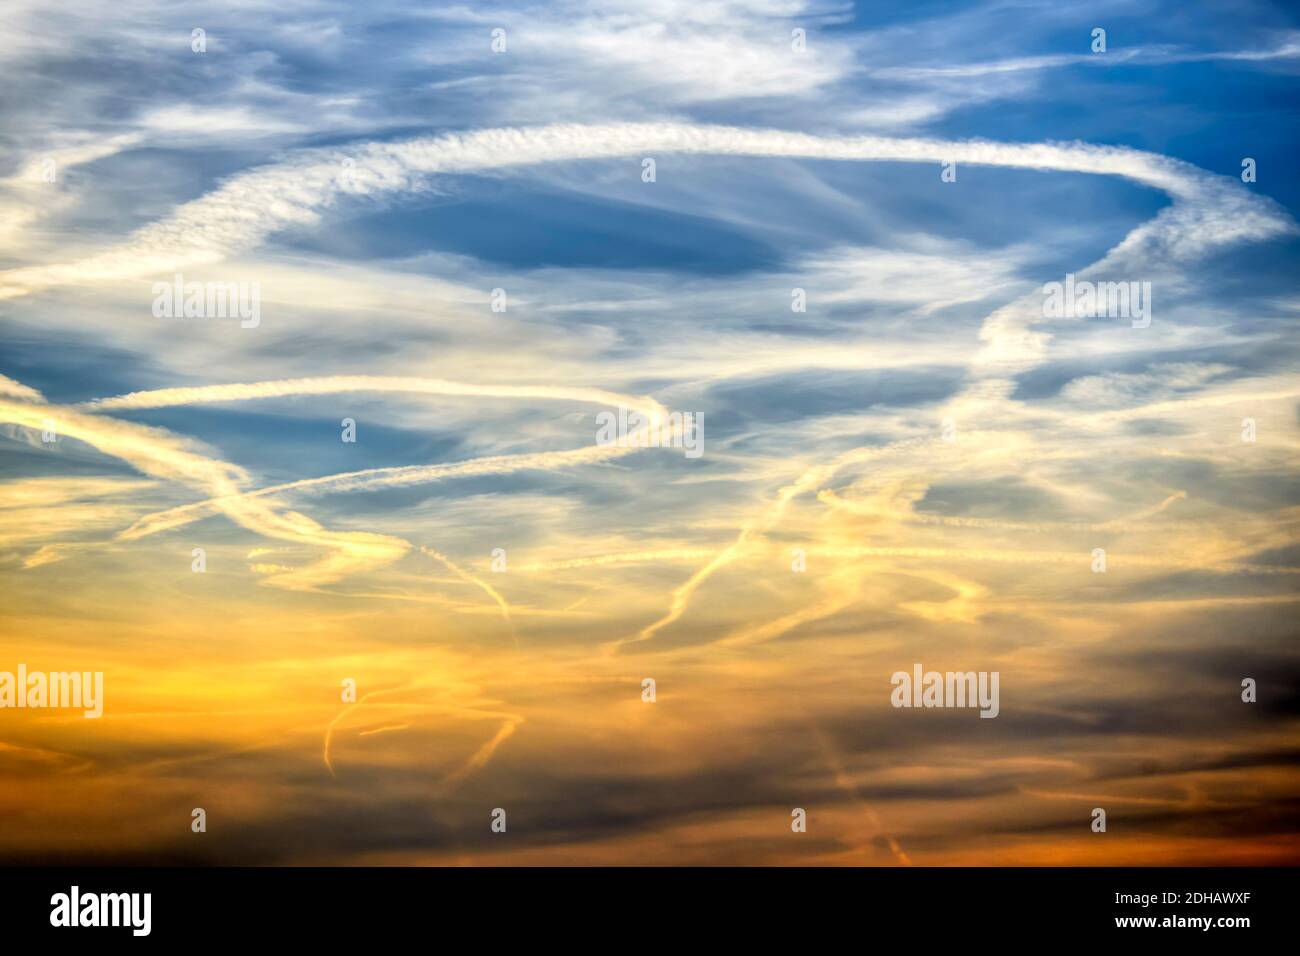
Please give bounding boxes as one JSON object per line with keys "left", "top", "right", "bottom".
{"left": 1, "top": 0, "right": 1298, "bottom": 865}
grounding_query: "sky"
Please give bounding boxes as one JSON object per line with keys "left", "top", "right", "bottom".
{"left": 0, "top": 0, "right": 1298, "bottom": 865}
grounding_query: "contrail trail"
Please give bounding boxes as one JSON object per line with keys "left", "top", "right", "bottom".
{"left": 1, "top": 122, "right": 1289, "bottom": 301}
{"left": 620, "top": 436, "right": 935, "bottom": 648}
{"left": 357, "top": 723, "right": 412, "bottom": 737}
{"left": 323, "top": 683, "right": 522, "bottom": 787}
{"left": 6, "top": 374, "right": 673, "bottom": 602}
{"left": 511, "top": 549, "right": 716, "bottom": 572}
{"left": 812, "top": 545, "right": 1300, "bottom": 575}
{"left": 437, "top": 720, "right": 520, "bottom": 793}
{"left": 84, "top": 374, "right": 668, "bottom": 421}
{"left": 816, "top": 488, "right": 1189, "bottom": 532}
{"left": 808, "top": 722, "right": 913, "bottom": 866}
{"left": 0, "top": 393, "right": 409, "bottom": 589}
{"left": 115, "top": 441, "right": 643, "bottom": 543}
{"left": 421, "top": 546, "right": 517, "bottom": 648}
{"left": 92, "top": 376, "right": 669, "bottom": 548}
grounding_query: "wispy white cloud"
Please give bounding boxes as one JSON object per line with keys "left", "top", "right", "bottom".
{"left": 2, "top": 120, "right": 1288, "bottom": 303}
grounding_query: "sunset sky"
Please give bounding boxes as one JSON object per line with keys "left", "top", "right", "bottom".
{"left": 1, "top": 0, "right": 1298, "bottom": 865}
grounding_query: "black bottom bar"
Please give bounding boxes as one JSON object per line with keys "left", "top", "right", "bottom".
{"left": 1, "top": 866, "right": 1292, "bottom": 942}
